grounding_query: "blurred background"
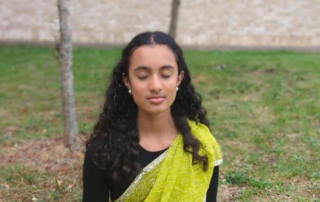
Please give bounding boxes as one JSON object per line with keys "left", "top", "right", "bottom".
{"left": 0, "top": 0, "right": 319, "bottom": 201}
{"left": 1, "top": 0, "right": 320, "bottom": 49}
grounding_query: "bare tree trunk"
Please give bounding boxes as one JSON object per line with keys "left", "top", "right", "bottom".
{"left": 57, "top": 0, "right": 80, "bottom": 151}
{"left": 168, "top": 0, "right": 181, "bottom": 38}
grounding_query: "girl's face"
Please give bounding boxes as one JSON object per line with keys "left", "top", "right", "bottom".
{"left": 123, "top": 44, "right": 184, "bottom": 115}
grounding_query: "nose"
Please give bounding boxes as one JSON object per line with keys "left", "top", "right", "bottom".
{"left": 148, "top": 75, "right": 162, "bottom": 93}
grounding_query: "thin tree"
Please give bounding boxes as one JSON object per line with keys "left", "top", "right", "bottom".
{"left": 57, "top": 0, "right": 80, "bottom": 151}
{"left": 168, "top": 0, "right": 181, "bottom": 38}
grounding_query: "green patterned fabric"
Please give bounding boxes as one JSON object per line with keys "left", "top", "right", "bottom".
{"left": 115, "top": 120, "right": 223, "bottom": 202}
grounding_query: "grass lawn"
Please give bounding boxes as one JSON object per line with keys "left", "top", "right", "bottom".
{"left": 0, "top": 45, "right": 319, "bottom": 201}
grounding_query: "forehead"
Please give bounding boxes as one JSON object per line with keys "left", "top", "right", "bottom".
{"left": 129, "top": 45, "right": 177, "bottom": 70}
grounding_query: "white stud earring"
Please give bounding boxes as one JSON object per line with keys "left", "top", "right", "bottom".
{"left": 176, "top": 86, "right": 179, "bottom": 91}
{"left": 128, "top": 89, "right": 132, "bottom": 94}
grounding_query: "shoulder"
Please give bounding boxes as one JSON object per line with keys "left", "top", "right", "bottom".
{"left": 83, "top": 136, "right": 110, "bottom": 176}
{"left": 188, "top": 120, "right": 223, "bottom": 166}
{"left": 84, "top": 136, "right": 106, "bottom": 170}
{"left": 86, "top": 136, "right": 104, "bottom": 157}
{"left": 187, "top": 119, "right": 213, "bottom": 141}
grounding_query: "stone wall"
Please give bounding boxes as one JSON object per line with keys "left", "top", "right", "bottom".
{"left": 1, "top": 0, "right": 319, "bottom": 49}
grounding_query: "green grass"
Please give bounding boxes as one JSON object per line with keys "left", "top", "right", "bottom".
{"left": 0, "top": 163, "right": 82, "bottom": 201}
{"left": 0, "top": 45, "right": 319, "bottom": 201}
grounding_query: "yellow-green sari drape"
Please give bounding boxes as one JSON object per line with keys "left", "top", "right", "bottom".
{"left": 114, "top": 120, "right": 222, "bottom": 202}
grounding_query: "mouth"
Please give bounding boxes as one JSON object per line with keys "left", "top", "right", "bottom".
{"left": 147, "top": 96, "right": 165, "bottom": 104}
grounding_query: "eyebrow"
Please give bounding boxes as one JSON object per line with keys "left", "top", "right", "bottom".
{"left": 133, "top": 65, "right": 174, "bottom": 72}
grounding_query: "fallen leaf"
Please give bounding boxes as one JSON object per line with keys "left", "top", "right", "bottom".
{"left": 68, "top": 182, "right": 76, "bottom": 189}
{"left": 56, "top": 180, "right": 62, "bottom": 187}
{"left": 58, "top": 167, "right": 68, "bottom": 175}
{"left": 4, "top": 183, "right": 10, "bottom": 189}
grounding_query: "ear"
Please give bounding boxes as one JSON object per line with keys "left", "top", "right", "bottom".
{"left": 177, "top": 71, "right": 185, "bottom": 86}
{"left": 122, "top": 73, "right": 131, "bottom": 89}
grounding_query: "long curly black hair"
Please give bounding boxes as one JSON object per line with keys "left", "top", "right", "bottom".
{"left": 86, "top": 31, "right": 210, "bottom": 182}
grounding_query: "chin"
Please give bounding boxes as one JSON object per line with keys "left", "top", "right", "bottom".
{"left": 141, "top": 105, "right": 170, "bottom": 115}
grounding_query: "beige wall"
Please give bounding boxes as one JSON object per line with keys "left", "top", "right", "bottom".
{"left": 1, "top": 0, "right": 320, "bottom": 48}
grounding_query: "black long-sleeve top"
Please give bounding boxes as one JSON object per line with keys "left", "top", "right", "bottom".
{"left": 83, "top": 138, "right": 219, "bottom": 202}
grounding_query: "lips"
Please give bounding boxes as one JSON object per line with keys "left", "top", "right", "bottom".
{"left": 147, "top": 96, "right": 165, "bottom": 104}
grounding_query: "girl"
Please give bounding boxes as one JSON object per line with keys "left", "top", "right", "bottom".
{"left": 83, "top": 31, "right": 222, "bottom": 202}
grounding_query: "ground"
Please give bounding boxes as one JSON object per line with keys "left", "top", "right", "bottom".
{"left": 0, "top": 45, "right": 319, "bottom": 201}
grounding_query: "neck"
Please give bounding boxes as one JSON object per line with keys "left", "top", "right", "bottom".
{"left": 137, "top": 109, "right": 177, "bottom": 139}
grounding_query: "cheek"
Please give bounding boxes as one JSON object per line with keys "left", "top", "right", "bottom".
{"left": 128, "top": 76, "right": 144, "bottom": 93}
{"left": 131, "top": 92, "right": 145, "bottom": 109}
{"left": 130, "top": 82, "right": 146, "bottom": 103}
{"left": 164, "top": 82, "right": 178, "bottom": 101}
{"left": 131, "top": 86, "right": 144, "bottom": 97}
{"left": 165, "top": 79, "right": 178, "bottom": 91}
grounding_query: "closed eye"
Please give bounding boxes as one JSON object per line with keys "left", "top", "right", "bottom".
{"left": 161, "top": 75, "right": 171, "bottom": 79}
{"left": 138, "top": 75, "right": 148, "bottom": 80}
